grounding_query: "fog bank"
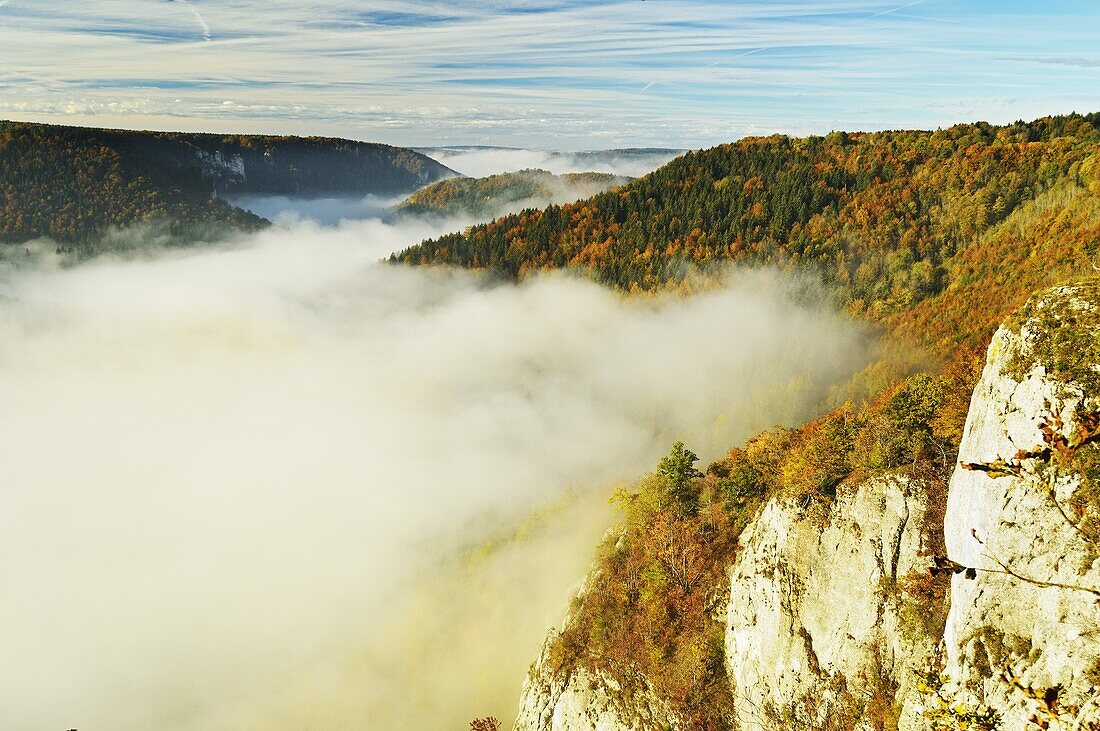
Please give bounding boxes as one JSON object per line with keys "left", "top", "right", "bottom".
{"left": 0, "top": 218, "right": 868, "bottom": 731}
{"left": 225, "top": 146, "right": 678, "bottom": 229}
{"left": 224, "top": 193, "right": 403, "bottom": 227}
{"left": 416, "top": 147, "right": 683, "bottom": 178}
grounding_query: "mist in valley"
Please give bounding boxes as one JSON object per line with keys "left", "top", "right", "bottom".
{"left": 224, "top": 193, "right": 403, "bottom": 227}
{"left": 1, "top": 209, "right": 870, "bottom": 731}
{"left": 413, "top": 147, "right": 684, "bottom": 179}
{"left": 226, "top": 147, "right": 678, "bottom": 229}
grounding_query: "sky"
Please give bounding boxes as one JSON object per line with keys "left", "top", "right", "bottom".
{"left": 0, "top": 0, "right": 1097, "bottom": 150}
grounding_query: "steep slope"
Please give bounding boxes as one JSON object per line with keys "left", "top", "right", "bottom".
{"left": 396, "top": 169, "right": 631, "bottom": 219}
{"left": 126, "top": 128, "right": 454, "bottom": 197}
{"left": 942, "top": 279, "right": 1100, "bottom": 729}
{"left": 723, "top": 476, "right": 936, "bottom": 731}
{"left": 397, "top": 113, "right": 1100, "bottom": 355}
{"left": 518, "top": 476, "right": 941, "bottom": 731}
{"left": 0, "top": 120, "right": 454, "bottom": 245}
{"left": 513, "top": 280, "right": 1100, "bottom": 731}
{"left": 515, "top": 357, "right": 972, "bottom": 729}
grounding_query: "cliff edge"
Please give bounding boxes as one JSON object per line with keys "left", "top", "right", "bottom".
{"left": 515, "top": 278, "right": 1100, "bottom": 731}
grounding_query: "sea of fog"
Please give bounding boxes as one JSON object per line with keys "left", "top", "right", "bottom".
{"left": 1, "top": 161, "right": 869, "bottom": 731}
{"left": 227, "top": 148, "right": 685, "bottom": 227}
{"left": 415, "top": 147, "right": 684, "bottom": 179}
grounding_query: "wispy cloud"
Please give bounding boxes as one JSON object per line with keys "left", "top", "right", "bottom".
{"left": 173, "top": 0, "right": 212, "bottom": 42}
{"left": 0, "top": 1, "right": 1096, "bottom": 147}
{"left": 999, "top": 54, "right": 1100, "bottom": 69}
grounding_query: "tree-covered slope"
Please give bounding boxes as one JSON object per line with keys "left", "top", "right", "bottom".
{"left": 401, "top": 115, "right": 1100, "bottom": 730}
{"left": 396, "top": 169, "right": 631, "bottom": 219}
{"left": 396, "top": 113, "right": 1100, "bottom": 355}
{"left": 128, "top": 128, "right": 455, "bottom": 197}
{"left": 0, "top": 120, "right": 455, "bottom": 245}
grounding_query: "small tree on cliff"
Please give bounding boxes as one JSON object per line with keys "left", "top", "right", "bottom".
{"left": 658, "top": 441, "right": 703, "bottom": 516}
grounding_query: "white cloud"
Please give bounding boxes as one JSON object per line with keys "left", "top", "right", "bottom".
{"left": 0, "top": 216, "right": 870, "bottom": 731}
{"left": 414, "top": 147, "right": 682, "bottom": 178}
{"left": 174, "top": 0, "right": 212, "bottom": 42}
{"left": 0, "top": 1, "right": 1096, "bottom": 147}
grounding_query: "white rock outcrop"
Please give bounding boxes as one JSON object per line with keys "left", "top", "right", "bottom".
{"left": 943, "top": 282, "right": 1100, "bottom": 727}
{"left": 514, "top": 635, "right": 674, "bottom": 731}
{"left": 515, "top": 281, "right": 1100, "bottom": 731}
{"left": 725, "top": 477, "right": 935, "bottom": 731}
{"left": 515, "top": 477, "right": 939, "bottom": 731}
{"left": 195, "top": 149, "right": 247, "bottom": 184}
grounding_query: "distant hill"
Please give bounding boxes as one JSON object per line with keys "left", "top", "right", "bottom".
{"left": 0, "top": 121, "right": 455, "bottom": 246}
{"left": 396, "top": 169, "right": 632, "bottom": 219}
{"left": 396, "top": 112, "right": 1100, "bottom": 356}
{"left": 414, "top": 147, "right": 683, "bottom": 178}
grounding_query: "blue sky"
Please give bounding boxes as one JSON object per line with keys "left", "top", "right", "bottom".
{"left": 0, "top": 0, "right": 1097, "bottom": 149}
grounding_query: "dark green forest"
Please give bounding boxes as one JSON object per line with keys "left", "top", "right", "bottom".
{"left": 0, "top": 120, "right": 454, "bottom": 246}
{"left": 397, "top": 113, "right": 1100, "bottom": 357}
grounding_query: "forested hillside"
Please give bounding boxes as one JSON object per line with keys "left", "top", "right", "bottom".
{"left": 397, "top": 113, "right": 1100, "bottom": 356}
{"left": 397, "top": 169, "right": 630, "bottom": 219}
{"left": 399, "top": 114, "right": 1100, "bottom": 730}
{"left": 0, "top": 121, "right": 454, "bottom": 246}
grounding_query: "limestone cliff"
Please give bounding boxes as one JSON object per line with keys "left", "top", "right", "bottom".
{"left": 724, "top": 477, "right": 937, "bottom": 731}
{"left": 514, "top": 476, "right": 943, "bottom": 731}
{"left": 514, "top": 280, "right": 1100, "bottom": 731}
{"left": 514, "top": 636, "right": 674, "bottom": 731}
{"left": 943, "top": 280, "right": 1100, "bottom": 728}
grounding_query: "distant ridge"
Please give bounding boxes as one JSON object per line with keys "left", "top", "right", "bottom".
{"left": 415, "top": 145, "right": 684, "bottom": 154}
{"left": 397, "top": 168, "right": 632, "bottom": 219}
{"left": 0, "top": 120, "right": 456, "bottom": 247}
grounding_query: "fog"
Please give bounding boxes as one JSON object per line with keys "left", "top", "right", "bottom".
{"left": 415, "top": 147, "right": 683, "bottom": 178}
{"left": 225, "top": 193, "right": 403, "bottom": 227}
{"left": 225, "top": 147, "right": 678, "bottom": 229}
{"left": 0, "top": 213, "right": 868, "bottom": 731}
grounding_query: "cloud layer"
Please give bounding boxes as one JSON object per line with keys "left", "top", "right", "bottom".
{"left": 417, "top": 148, "right": 683, "bottom": 178}
{"left": 226, "top": 149, "right": 674, "bottom": 227}
{"left": 0, "top": 214, "right": 870, "bottom": 731}
{"left": 0, "top": 1, "right": 1097, "bottom": 147}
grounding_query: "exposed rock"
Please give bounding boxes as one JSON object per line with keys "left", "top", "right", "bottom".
{"left": 943, "top": 280, "right": 1100, "bottom": 728}
{"left": 515, "top": 280, "right": 1100, "bottom": 731}
{"left": 514, "top": 633, "right": 674, "bottom": 731}
{"left": 725, "top": 478, "right": 936, "bottom": 731}
{"left": 515, "top": 477, "right": 940, "bottom": 731}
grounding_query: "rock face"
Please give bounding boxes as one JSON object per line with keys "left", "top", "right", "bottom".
{"left": 725, "top": 477, "right": 936, "bottom": 731}
{"left": 515, "top": 477, "right": 940, "bottom": 731}
{"left": 943, "top": 281, "right": 1100, "bottom": 727}
{"left": 515, "top": 280, "right": 1100, "bottom": 731}
{"left": 514, "top": 637, "right": 674, "bottom": 731}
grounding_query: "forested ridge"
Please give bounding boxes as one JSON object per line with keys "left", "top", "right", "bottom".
{"left": 415, "top": 114, "right": 1100, "bottom": 730}
{"left": 397, "top": 113, "right": 1100, "bottom": 356}
{"left": 0, "top": 120, "right": 453, "bottom": 246}
{"left": 397, "top": 169, "right": 631, "bottom": 219}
